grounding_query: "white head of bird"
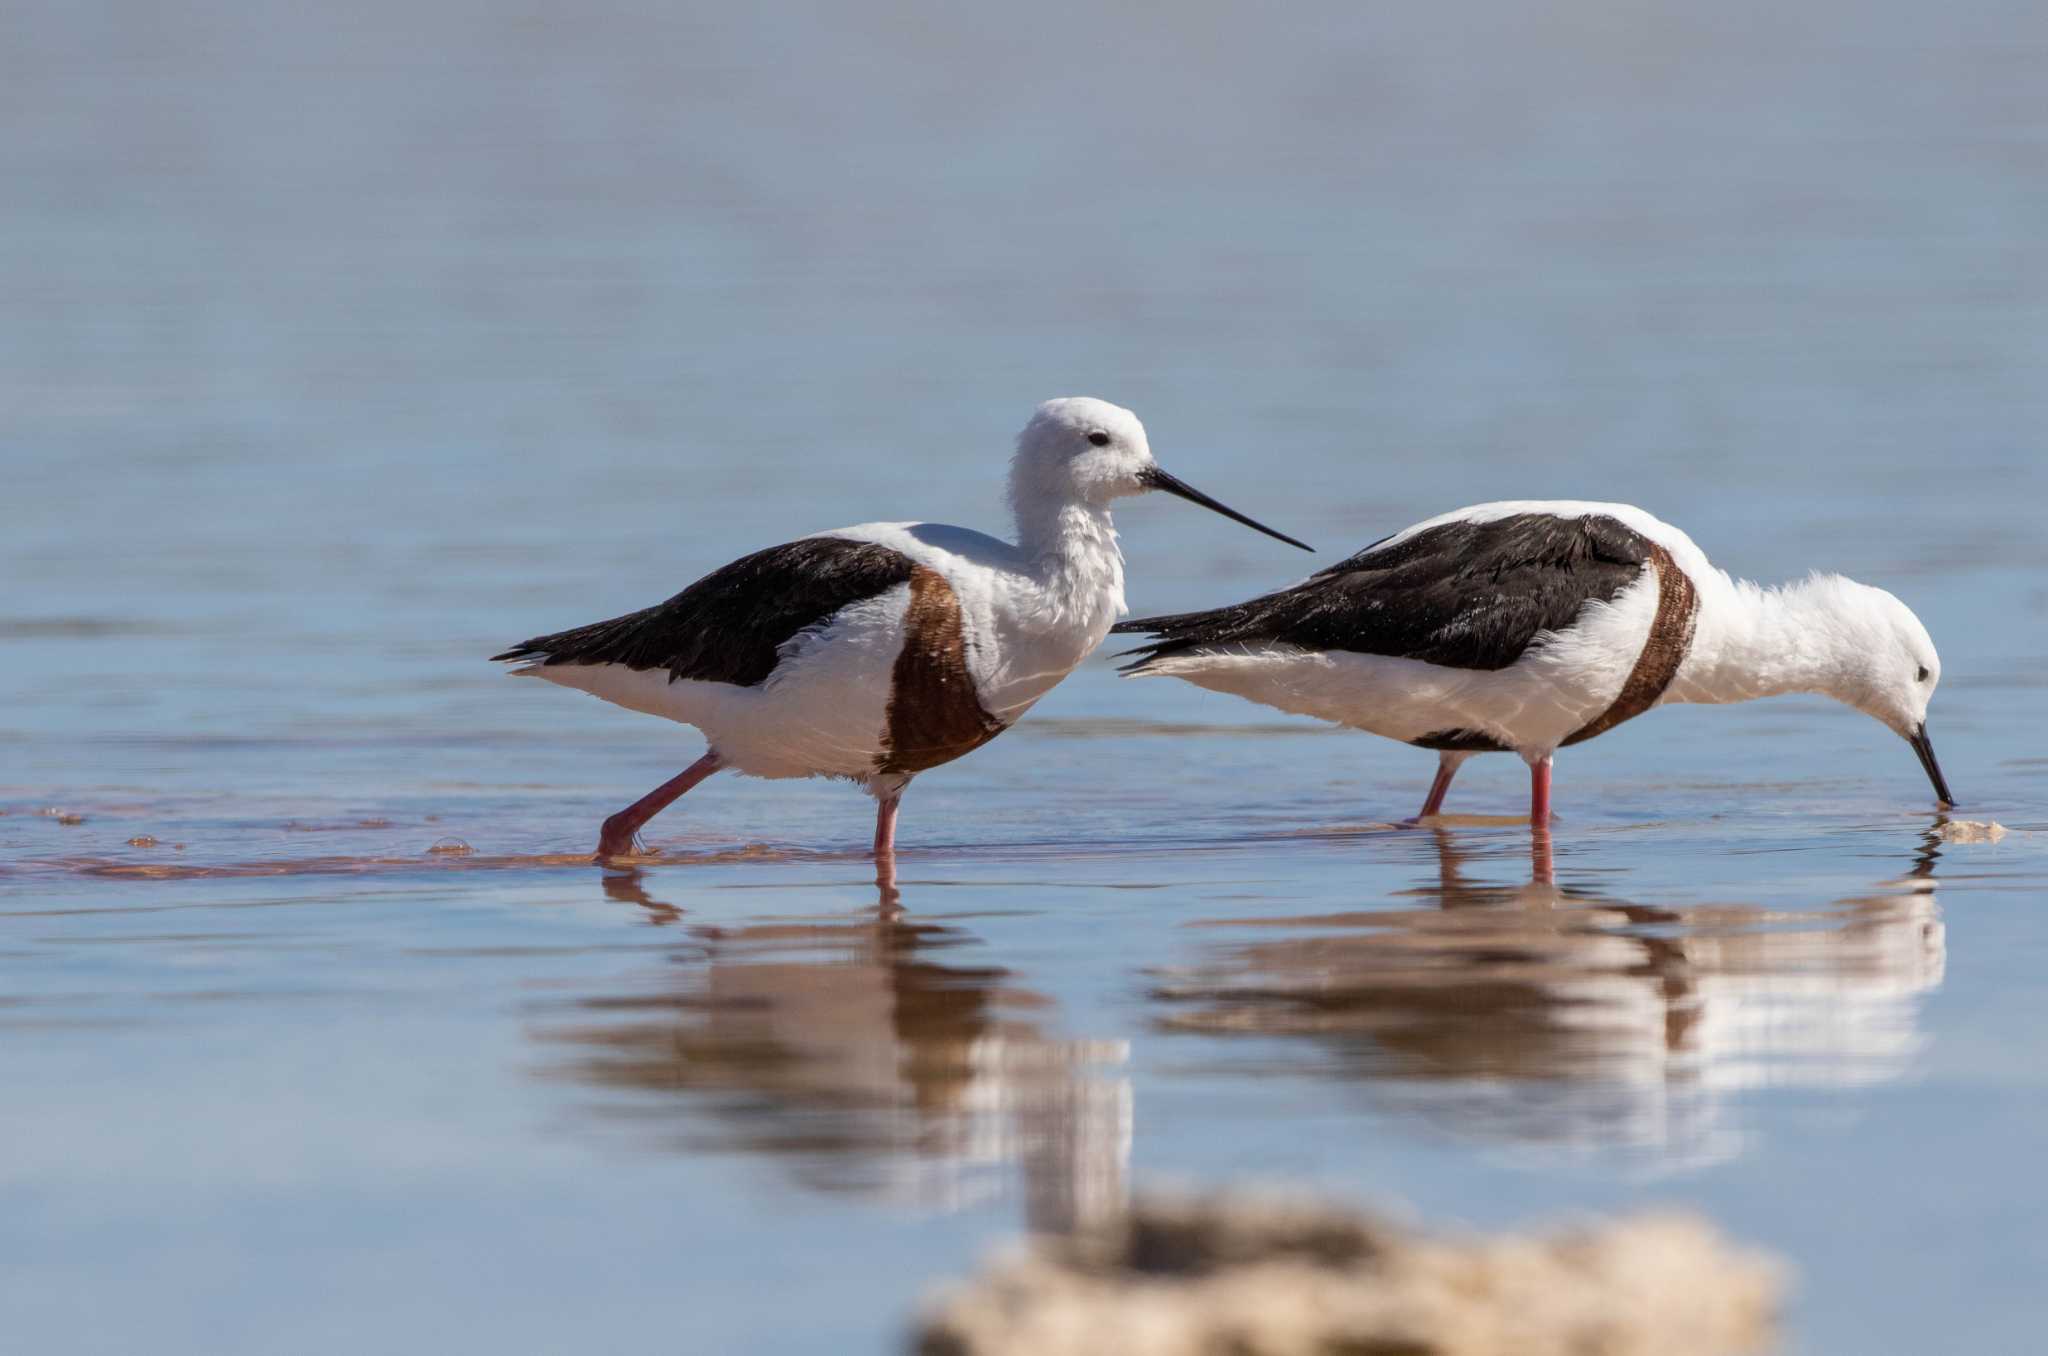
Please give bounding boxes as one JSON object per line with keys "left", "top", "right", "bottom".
{"left": 1010, "top": 397, "right": 1156, "bottom": 508}
{"left": 1812, "top": 579, "right": 1941, "bottom": 732}
{"left": 1738, "top": 574, "right": 1950, "bottom": 803}
{"left": 1006, "top": 397, "right": 1313, "bottom": 557}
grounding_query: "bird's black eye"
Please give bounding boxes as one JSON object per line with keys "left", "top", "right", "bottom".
{"left": 1087, "top": 431, "right": 1111, "bottom": 447}
{"left": 1916, "top": 665, "right": 1931, "bottom": 683}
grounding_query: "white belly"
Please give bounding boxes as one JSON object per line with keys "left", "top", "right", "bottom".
{"left": 520, "top": 516, "right": 1125, "bottom": 781}
{"left": 526, "top": 586, "right": 910, "bottom": 780}
{"left": 1140, "top": 568, "right": 1663, "bottom": 757}
{"left": 522, "top": 573, "right": 1109, "bottom": 780}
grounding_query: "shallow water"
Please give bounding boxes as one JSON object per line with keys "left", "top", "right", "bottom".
{"left": 5, "top": 1, "right": 2047, "bottom": 1352}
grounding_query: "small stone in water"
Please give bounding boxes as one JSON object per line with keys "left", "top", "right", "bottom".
{"left": 41, "top": 807, "right": 85, "bottom": 826}
{"left": 1938, "top": 820, "right": 2007, "bottom": 844}
{"left": 427, "top": 838, "right": 474, "bottom": 857}
{"left": 127, "top": 835, "right": 160, "bottom": 848}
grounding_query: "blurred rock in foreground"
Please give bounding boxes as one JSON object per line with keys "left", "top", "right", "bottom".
{"left": 912, "top": 1193, "right": 1784, "bottom": 1356}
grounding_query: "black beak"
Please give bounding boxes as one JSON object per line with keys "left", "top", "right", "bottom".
{"left": 1908, "top": 722, "right": 1954, "bottom": 808}
{"left": 1137, "top": 466, "right": 1314, "bottom": 552}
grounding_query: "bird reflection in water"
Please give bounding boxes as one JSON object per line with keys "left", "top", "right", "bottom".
{"left": 1152, "top": 828, "right": 1946, "bottom": 1162}
{"left": 540, "top": 872, "right": 1131, "bottom": 1233}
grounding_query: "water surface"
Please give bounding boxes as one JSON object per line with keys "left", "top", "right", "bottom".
{"left": 4, "top": 2, "right": 2046, "bottom": 1352}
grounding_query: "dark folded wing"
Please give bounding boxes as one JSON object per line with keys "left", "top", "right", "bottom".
{"left": 492, "top": 536, "right": 918, "bottom": 688}
{"left": 1113, "top": 512, "right": 1653, "bottom": 672}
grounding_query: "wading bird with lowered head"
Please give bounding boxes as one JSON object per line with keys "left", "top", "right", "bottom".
{"left": 495, "top": 398, "right": 1311, "bottom": 866}
{"left": 1113, "top": 500, "right": 1951, "bottom": 823}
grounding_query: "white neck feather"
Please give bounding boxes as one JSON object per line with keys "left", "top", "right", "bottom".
{"left": 1676, "top": 576, "right": 1867, "bottom": 706}
{"left": 1010, "top": 491, "right": 1128, "bottom": 641}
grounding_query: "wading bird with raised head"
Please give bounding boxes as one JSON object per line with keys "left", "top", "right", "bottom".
{"left": 1112, "top": 500, "right": 1951, "bottom": 824}
{"left": 494, "top": 398, "right": 1311, "bottom": 865}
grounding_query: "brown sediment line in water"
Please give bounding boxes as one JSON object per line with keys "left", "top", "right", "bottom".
{"left": 0, "top": 827, "right": 1432, "bottom": 885}
{"left": 16, "top": 844, "right": 839, "bottom": 882}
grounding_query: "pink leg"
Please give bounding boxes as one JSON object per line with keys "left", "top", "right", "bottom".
{"left": 595, "top": 751, "right": 723, "bottom": 859}
{"left": 873, "top": 790, "right": 902, "bottom": 861}
{"left": 1528, "top": 756, "right": 1553, "bottom": 827}
{"left": 1418, "top": 758, "right": 1461, "bottom": 818}
{"left": 872, "top": 789, "right": 903, "bottom": 895}
{"left": 1402, "top": 753, "right": 1467, "bottom": 826}
{"left": 1529, "top": 758, "right": 1555, "bottom": 883}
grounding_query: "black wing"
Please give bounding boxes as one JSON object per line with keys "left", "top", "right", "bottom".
{"left": 493, "top": 536, "right": 917, "bottom": 688}
{"left": 1113, "top": 512, "right": 1653, "bottom": 672}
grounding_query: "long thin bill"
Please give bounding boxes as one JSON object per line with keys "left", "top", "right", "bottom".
{"left": 1139, "top": 466, "right": 1314, "bottom": 552}
{"left": 1908, "top": 723, "right": 1955, "bottom": 807}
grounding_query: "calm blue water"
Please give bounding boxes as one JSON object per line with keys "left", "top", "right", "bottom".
{"left": 4, "top": 2, "right": 2045, "bottom": 1352}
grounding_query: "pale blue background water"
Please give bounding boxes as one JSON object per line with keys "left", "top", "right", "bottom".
{"left": 3, "top": 2, "right": 2045, "bottom": 1352}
